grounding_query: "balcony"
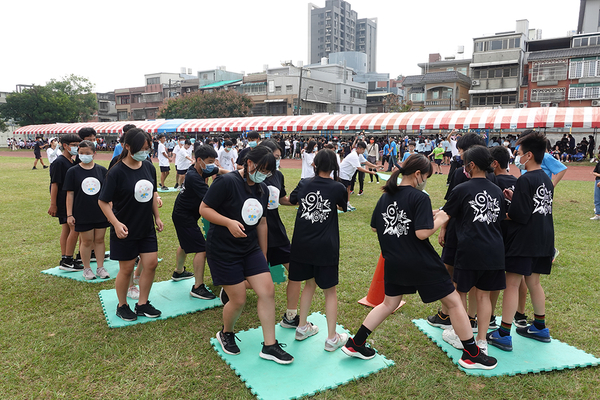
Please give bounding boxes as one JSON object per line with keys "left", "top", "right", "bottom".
{"left": 424, "top": 99, "right": 451, "bottom": 106}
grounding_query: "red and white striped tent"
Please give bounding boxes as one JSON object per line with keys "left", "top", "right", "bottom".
{"left": 13, "top": 107, "right": 600, "bottom": 136}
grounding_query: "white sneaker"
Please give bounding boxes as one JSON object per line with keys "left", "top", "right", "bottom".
{"left": 127, "top": 286, "right": 140, "bottom": 300}
{"left": 95, "top": 267, "right": 110, "bottom": 279}
{"left": 295, "top": 322, "right": 319, "bottom": 341}
{"left": 476, "top": 339, "right": 488, "bottom": 355}
{"left": 347, "top": 202, "right": 356, "bottom": 211}
{"left": 590, "top": 215, "right": 600, "bottom": 220}
{"left": 82, "top": 268, "right": 96, "bottom": 280}
{"left": 325, "top": 332, "right": 349, "bottom": 352}
{"left": 442, "top": 329, "right": 463, "bottom": 350}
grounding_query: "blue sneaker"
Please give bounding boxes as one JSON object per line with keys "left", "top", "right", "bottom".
{"left": 516, "top": 324, "right": 551, "bottom": 343}
{"left": 486, "top": 330, "right": 513, "bottom": 352}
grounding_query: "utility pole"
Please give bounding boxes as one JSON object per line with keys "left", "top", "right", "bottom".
{"left": 296, "top": 66, "right": 303, "bottom": 115}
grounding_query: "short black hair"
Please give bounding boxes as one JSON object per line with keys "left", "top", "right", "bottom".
{"left": 123, "top": 124, "right": 136, "bottom": 133}
{"left": 195, "top": 144, "right": 218, "bottom": 160}
{"left": 78, "top": 127, "right": 96, "bottom": 140}
{"left": 517, "top": 131, "right": 547, "bottom": 164}
{"left": 464, "top": 145, "right": 493, "bottom": 173}
{"left": 490, "top": 146, "right": 510, "bottom": 169}
{"left": 356, "top": 141, "right": 367, "bottom": 149}
{"left": 247, "top": 131, "right": 260, "bottom": 140}
{"left": 60, "top": 134, "right": 82, "bottom": 145}
{"left": 457, "top": 133, "right": 485, "bottom": 151}
{"left": 223, "top": 140, "right": 233, "bottom": 147}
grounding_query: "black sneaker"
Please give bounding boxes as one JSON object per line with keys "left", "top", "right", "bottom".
{"left": 489, "top": 315, "right": 499, "bottom": 330}
{"left": 135, "top": 301, "right": 161, "bottom": 318}
{"left": 259, "top": 341, "right": 294, "bottom": 364}
{"left": 90, "top": 249, "right": 96, "bottom": 262}
{"left": 220, "top": 287, "right": 229, "bottom": 305}
{"left": 172, "top": 267, "right": 194, "bottom": 281}
{"left": 470, "top": 317, "right": 478, "bottom": 333}
{"left": 174, "top": 184, "right": 179, "bottom": 189}
{"left": 190, "top": 283, "right": 216, "bottom": 300}
{"left": 513, "top": 313, "right": 530, "bottom": 329}
{"left": 280, "top": 313, "right": 300, "bottom": 329}
{"left": 427, "top": 311, "right": 452, "bottom": 329}
{"left": 116, "top": 304, "right": 137, "bottom": 321}
{"left": 59, "top": 257, "right": 83, "bottom": 272}
{"left": 43, "top": 165, "right": 48, "bottom": 169}
{"left": 32, "top": 166, "right": 37, "bottom": 170}
{"left": 458, "top": 348, "right": 498, "bottom": 370}
{"left": 217, "top": 330, "right": 240, "bottom": 355}
{"left": 341, "top": 337, "right": 376, "bottom": 360}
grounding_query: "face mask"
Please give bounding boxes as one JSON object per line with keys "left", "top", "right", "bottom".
{"left": 202, "top": 162, "right": 217, "bottom": 174}
{"left": 416, "top": 175, "right": 427, "bottom": 191}
{"left": 91, "top": 141, "right": 96, "bottom": 148}
{"left": 225, "top": 147, "right": 231, "bottom": 152}
{"left": 275, "top": 159, "right": 281, "bottom": 170}
{"left": 248, "top": 141, "right": 258, "bottom": 148}
{"left": 249, "top": 169, "right": 269, "bottom": 183}
{"left": 132, "top": 150, "right": 149, "bottom": 161}
{"left": 68, "top": 146, "right": 78, "bottom": 156}
{"left": 514, "top": 155, "right": 528, "bottom": 170}
{"left": 79, "top": 154, "right": 94, "bottom": 164}
{"left": 180, "top": 141, "right": 184, "bottom": 145}
{"left": 463, "top": 166, "right": 472, "bottom": 179}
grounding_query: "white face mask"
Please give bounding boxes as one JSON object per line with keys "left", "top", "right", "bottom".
{"left": 79, "top": 154, "right": 94, "bottom": 164}
{"left": 415, "top": 174, "right": 427, "bottom": 191}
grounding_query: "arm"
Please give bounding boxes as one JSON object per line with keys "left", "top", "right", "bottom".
{"left": 152, "top": 192, "right": 163, "bottom": 232}
{"left": 552, "top": 169, "right": 566, "bottom": 187}
{"left": 66, "top": 191, "right": 75, "bottom": 227}
{"left": 98, "top": 200, "right": 128, "bottom": 239}
{"left": 200, "top": 202, "right": 247, "bottom": 238}
{"left": 416, "top": 210, "right": 449, "bottom": 240}
{"left": 357, "top": 166, "right": 376, "bottom": 175}
{"left": 48, "top": 183, "right": 58, "bottom": 216}
{"left": 257, "top": 217, "right": 268, "bottom": 259}
{"left": 279, "top": 196, "right": 293, "bottom": 206}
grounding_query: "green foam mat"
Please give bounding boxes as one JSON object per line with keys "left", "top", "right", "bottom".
{"left": 99, "top": 279, "right": 222, "bottom": 328}
{"left": 210, "top": 312, "right": 394, "bottom": 400}
{"left": 412, "top": 318, "right": 600, "bottom": 377}
{"left": 268, "top": 264, "right": 287, "bottom": 284}
{"left": 158, "top": 187, "right": 180, "bottom": 193}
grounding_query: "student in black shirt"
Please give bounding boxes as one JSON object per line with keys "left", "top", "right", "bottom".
{"left": 32, "top": 136, "right": 48, "bottom": 169}
{"left": 591, "top": 160, "right": 600, "bottom": 220}
{"left": 342, "top": 154, "right": 497, "bottom": 370}
{"left": 99, "top": 128, "right": 164, "bottom": 322}
{"left": 235, "top": 131, "right": 260, "bottom": 169}
{"left": 48, "top": 134, "right": 82, "bottom": 271}
{"left": 200, "top": 145, "right": 293, "bottom": 365}
{"left": 288, "top": 149, "right": 349, "bottom": 352}
{"left": 64, "top": 140, "right": 110, "bottom": 280}
{"left": 488, "top": 131, "right": 555, "bottom": 352}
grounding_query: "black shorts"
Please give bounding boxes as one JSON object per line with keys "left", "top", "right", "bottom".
{"left": 176, "top": 169, "right": 187, "bottom": 175}
{"left": 434, "top": 159, "right": 442, "bottom": 165}
{"left": 444, "top": 151, "right": 452, "bottom": 158}
{"left": 384, "top": 278, "right": 455, "bottom": 303}
{"left": 58, "top": 215, "right": 68, "bottom": 225}
{"left": 207, "top": 249, "right": 269, "bottom": 286}
{"left": 267, "top": 244, "right": 291, "bottom": 266}
{"left": 340, "top": 178, "right": 352, "bottom": 188}
{"left": 75, "top": 221, "right": 110, "bottom": 233}
{"left": 453, "top": 269, "right": 506, "bottom": 292}
{"left": 109, "top": 232, "right": 158, "bottom": 261}
{"left": 505, "top": 256, "right": 552, "bottom": 276}
{"left": 288, "top": 261, "right": 338, "bottom": 289}
{"left": 34, "top": 153, "right": 42, "bottom": 159}
{"left": 160, "top": 166, "right": 170, "bottom": 172}
{"left": 173, "top": 219, "right": 206, "bottom": 254}
{"left": 441, "top": 246, "right": 456, "bottom": 266}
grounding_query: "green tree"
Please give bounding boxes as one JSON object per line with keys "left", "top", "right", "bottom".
{"left": 158, "top": 90, "right": 253, "bottom": 119}
{"left": 0, "top": 75, "right": 97, "bottom": 126}
{"left": 382, "top": 94, "right": 414, "bottom": 113}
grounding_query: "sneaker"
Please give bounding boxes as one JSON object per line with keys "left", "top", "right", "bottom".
{"left": 458, "top": 348, "right": 497, "bottom": 370}
{"left": 346, "top": 203, "right": 356, "bottom": 211}
{"left": 174, "top": 184, "right": 179, "bottom": 189}
{"left": 32, "top": 166, "right": 37, "bottom": 170}
{"left": 442, "top": 329, "right": 463, "bottom": 350}
{"left": 591, "top": 215, "right": 600, "bottom": 220}
{"left": 489, "top": 315, "right": 499, "bottom": 330}
{"left": 43, "top": 165, "right": 48, "bottom": 169}
{"left": 426, "top": 311, "right": 452, "bottom": 329}
{"left": 350, "top": 191, "right": 354, "bottom": 195}
{"left": 135, "top": 301, "right": 161, "bottom": 318}
{"left": 59, "top": 257, "right": 83, "bottom": 272}
{"left": 259, "top": 341, "right": 294, "bottom": 364}
{"left": 82, "top": 268, "right": 96, "bottom": 280}
{"left": 90, "top": 249, "right": 97, "bottom": 262}
{"left": 172, "top": 267, "right": 194, "bottom": 281}
{"left": 74, "top": 258, "right": 84, "bottom": 269}
{"left": 357, "top": 190, "right": 364, "bottom": 196}
{"left": 552, "top": 247, "right": 560, "bottom": 262}
{"left": 116, "top": 304, "right": 137, "bottom": 321}
{"left": 280, "top": 313, "right": 300, "bottom": 329}
{"left": 476, "top": 339, "right": 488, "bottom": 356}
{"left": 515, "top": 324, "right": 551, "bottom": 343}
{"left": 127, "top": 286, "right": 140, "bottom": 300}
{"left": 325, "top": 332, "right": 349, "bottom": 352}
{"left": 217, "top": 330, "right": 240, "bottom": 355}
{"left": 470, "top": 318, "right": 478, "bottom": 333}
{"left": 295, "top": 322, "right": 319, "bottom": 341}
{"left": 513, "top": 314, "right": 529, "bottom": 329}
{"left": 220, "top": 287, "right": 229, "bottom": 305}
{"left": 95, "top": 267, "right": 110, "bottom": 279}
{"left": 486, "top": 330, "right": 513, "bottom": 352}
{"left": 342, "top": 337, "right": 376, "bottom": 360}
{"left": 190, "top": 283, "right": 216, "bottom": 300}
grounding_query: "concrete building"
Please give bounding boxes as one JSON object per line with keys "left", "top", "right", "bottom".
{"left": 578, "top": 0, "right": 600, "bottom": 33}
{"left": 115, "top": 84, "right": 164, "bottom": 121}
{"left": 356, "top": 17, "right": 377, "bottom": 72}
{"left": 95, "top": 92, "right": 117, "bottom": 122}
{"left": 0, "top": 91, "right": 18, "bottom": 146}
{"left": 329, "top": 51, "right": 389, "bottom": 91}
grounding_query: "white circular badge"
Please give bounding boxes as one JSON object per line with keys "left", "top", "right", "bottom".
{"left": 267, "top": 185, "right": 280, "bottom": 210}
{"left": 134, "top": 179, "right": 153, "bottom": 203}
{"left": 81, "top": 177, "right": 101, "bottom": 196}
{"left": 241, "top": 198, "right": 263, "bottom": 226}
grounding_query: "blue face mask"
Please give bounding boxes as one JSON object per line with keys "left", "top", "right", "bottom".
{"left": 249, "top": 170, "right": 269, "bottom": 183}
{"left": 68, "top": 146, "right": 79, "bottom": 156}
{"left": 248, "top": 141, "right": 258, "bottom": 148}
{"left": 79, "top": 154, "right": 94, "bottom": 164}
{"left": 275, "top": 159, "right": 281, "bottom": 170}
{"left": 202, "top": 162, "right": 217, "bottom": 174}
{"left": 132, "top": 150, "right": 149, "bottom": 161}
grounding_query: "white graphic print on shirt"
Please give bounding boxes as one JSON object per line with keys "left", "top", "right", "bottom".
{"left": 382, "top": 201, "right": 411, "bottom": 237}
{"left": 81, "top": 177, "right": 101, "bottom": 196}
{"left": 300, "top": 191, "right": 331, "bottom": 223}
{"left": 532, "top": 183, "right": 552, "bottom": 215}
{"left": 241, "top": 198, "right": 263, "bottom": 225}
{"left": 267, "top": 185, "right": 280, "bottom": 210}
{"left": 134, "top": 179, "right": 153, "bottom": 203}
{"left": 469, "top": 190, "right": 500, "bottom": 224}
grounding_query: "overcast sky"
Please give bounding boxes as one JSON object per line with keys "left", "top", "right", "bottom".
{"left": 2, "top": 0, "right": 580, "bottom": 93}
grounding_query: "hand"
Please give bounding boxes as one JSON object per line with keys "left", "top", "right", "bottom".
{"left": 67, "top": 216, "right": 75, "bottom": 227}
{"left": 227, "top": 219, "right": 247, "bottom": 238}
{"left": 155, "top": 218, "right": 164, "bottom": 232}
{"left": 115, "top": 222, "right": 129, "bottom": 239}
{"left": 438, "top": 225, "right": 447, "bottom": 247}
{"left": 503, "top": 188, "right": 514, "bottom": 201}
{"left": 48, "top": 205, "right": 57, "bottom": 217}
{"left": 157, "top": 197, "right": 163, "bottom": 208}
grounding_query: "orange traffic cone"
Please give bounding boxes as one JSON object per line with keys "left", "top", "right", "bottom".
{"left": 358, "top": 253, "right": 405, "bottom": 311}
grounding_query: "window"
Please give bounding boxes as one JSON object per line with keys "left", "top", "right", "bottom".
{"left": 268, "top": 81, "right": 275, "bottom": 93}
{"left": 474, "top": 37, "right": 521, "bottom": 52}
{"left": 472, "top": 93, "right": 516, "bottom": 106}
{"left": 117, "top": 111, "right": 128, "bottom": 120}
{"left": 146, "top": 77, "right": 160, "bottom": 85}
{"left": 143, "top": 93, "right": 162, "bottom": 103}
{"left": 117, "top": 96, "right": 130, "bottom": 105}
{"left": 350, "top": 106, "right": 353, "bottom": 113}
{"left": 319, "top": 87, "right": 324, "bottom": 94}
{"left": 531, "top": 62, "right": 568, "bottom": 82}
{"left": 286, "top": 85, "right": 293, "bottom": 92}
{"left": 446, "top": 67, "right": 455, "bottom": 71}
{"left": 410, "top": 93, "right": 425, "bottom": 102}
{"left": 343, "top": 89, "right": 347, "bottom": 94}
{"left": 343, "top": 106, "right": 346, "bottom": 111}
{"left": 523, "top": 89, "right": 528, "bottom": 102}
{"left": 569, "top": 59, "right": 600, "bottom": 79}
{"left": 568, "top": 86, "right": 585, "bottom": 99}
{"left": 568, "top": 84, "right": 600, "bottom": 99}
{"left": 358, "top": 108, "right": 361, "bottom": 113}
{"left": 275, "top": 86, "right": 281, "bottom": 93}
{"left": 530, "top": 88, "right": 566, "bottom": 102}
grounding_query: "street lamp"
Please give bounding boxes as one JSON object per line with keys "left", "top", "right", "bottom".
{"left": 281, "top": 61, "right": 303, "bottom": 116}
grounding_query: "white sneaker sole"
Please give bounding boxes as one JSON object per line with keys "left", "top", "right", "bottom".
{"left": 458, "top": 358, "right": 497, "bottom": 370}
{"left": 295, "top": 325, "right": 319, "bottom": 341}
{"left": 216, "top": 332, "right": 240, "bottom": 355}
{"left": 259, "top": 351, "right": 293, "bottom": 364}
{"left": 341, "top": 345, "right": 375, "bottom": 360}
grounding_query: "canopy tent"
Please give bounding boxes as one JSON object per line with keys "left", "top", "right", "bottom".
{"left": 12, "top": 107, "right": 600, "bottom": 136}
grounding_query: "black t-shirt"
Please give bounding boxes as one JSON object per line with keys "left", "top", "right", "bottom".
{"left": 443, "top": 178, "right": 505, "bottom": 271}
{"left": 236, "top": 147, "right": 251, "bottom": 166}
{"left": 289, "top": 176, "right": 348, "bottom": 265}
{"left": 63, "top": 164, "right": 109, "bottom": 225}
{"left": 594, "top": 162, "right": 600, "bottom": 181}
{"left": 49, "top": 154, "right": 76, "bottom": 216}
{"left": 172, "top": 165, "right": 218, "bottom": 226}
{"left": 265, "top": 170, "right": 290, "bottom": 248}
{"left": 98, "top": 160, "right": 157, "bottom": 240}
{"left": 505, "top": 169, "right": 555, "bottom": 257}
{"left": 494, "top": 173, "right": 518, "bottom": 238}
{"left": 371, "top": 187, "right": 449, "bottom": 285}
{"left": 34, "top": 141, "right": 42, "bottom": 156}
{"left": 203, "top": 171, "right": 269, "bottom": 262}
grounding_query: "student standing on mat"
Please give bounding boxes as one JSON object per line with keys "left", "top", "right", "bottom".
{"left": 99, "top": 128, "right": 164, "bottom": 322}
{"left": 288, "top": 149, "right": 349, "bottom": 351}
{"left": 64, "top": 140, "right": 110, "bottom": 280}
{"left": 342, "top": 154, "right": 497, "bottom": 370}
{"left": 200, "top": 145, "right": 293, "bottom": 364}
{"left": 48, "top": 134, "right": 82, "bottom": 271}
{"left": 487, "top": 131, "right": 555, "bottom": 352}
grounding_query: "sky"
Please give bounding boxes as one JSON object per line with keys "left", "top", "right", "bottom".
{"left": 2, "top": 0, "right": 580, "bottom": 93}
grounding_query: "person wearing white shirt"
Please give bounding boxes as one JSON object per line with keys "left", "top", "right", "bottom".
{"left": 175, "top": 140, "right": 194, "bottom": 188}
{"left": 158, "top": 135, "right": 173, "bottom": 189}
{"left": 301, "top": 140, "right": 318, "bottom": 179}
{"left": 46, "top": 138, "right": 61, "bottom": 164}
{"left": 217, "top": 140, "right": 237, "bottom": 171}
{"left": 338, "top": 141, "right": 377, "bottom": 210}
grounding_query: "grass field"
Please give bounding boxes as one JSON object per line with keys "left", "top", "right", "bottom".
{"left": 0, "top": 155, "right": 599, "bottom": 399}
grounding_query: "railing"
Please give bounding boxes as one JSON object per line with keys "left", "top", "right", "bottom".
{"left": 424, "top": 99, "right": 451, "bottom": 106}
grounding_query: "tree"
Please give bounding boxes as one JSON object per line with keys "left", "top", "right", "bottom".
{"left": 382, "top": 94, "right": 414, "bottom": 113}
{"left": 0, "top": 75, "right": 97, "bottom": 126}
{"left": 158, "top": 90, "right": 253, "bottom": 119}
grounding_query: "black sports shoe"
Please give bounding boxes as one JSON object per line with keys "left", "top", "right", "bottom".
{"left": 458, "top": 348, "right": 498, "bottom": 370}
{"left": 135, "top": 301, "right": 161, "bottom": 318}
{"left": 59, "top": 257, "right": 83, "bottom": 272}
{"left": 43, "top": 165, "right": 48, "bottom": 169}
{"left": 217, "top": 330, "right": 240, "bottom": 355}
{"left": 341, "top": 337, "right": 376, "bottom": 360}
{"left": 190, "top": 283, "right": 216, "bottom": 300}
{"left": 259, "top": 341, "right": 294, "bottom": 364}
{"left": 427, "top": 311, "right": 452, "bottom": 329}
{"left": 90, "top": 249, "right": 97, "bottom": 262}
{"left": 172, "top": 267, "right": 194, "bottom": 281}
{"left": 116, "top": 304, "right": 137, "bottom": 321}
{"left": 280, "top": 313, "right": 300, "bottom": 329}
{"left": 220, "top": 287, "right": 229, "bottom": 305}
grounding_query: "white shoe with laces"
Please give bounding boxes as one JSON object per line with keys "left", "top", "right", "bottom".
{"left": 82, "top": 268, "right": 96, "bottom": 280}
{"left": 325, "top": 332, "right": 349, "bottom": 352}
{"left": 127, "top": 286, "right": 140, "bottom": 300}
{"left": 476, "top": 339, "right": 488, "bottom": 355}
{"left": 295, "top": 322, "right": 319, "bottom": 341}
{"left": 590, "top": 215, "right": 600, "bottom": 220}
{"left": 442, "top": 329, "right": 463, "bottom": 349}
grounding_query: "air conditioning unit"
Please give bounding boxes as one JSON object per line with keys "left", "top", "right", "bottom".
{"left": 550, "top": 102, "right": 559, "bottom": 107}
{"left": 592, "top": 100, "right": 600, "bottom": 106}
{"left": 472, "top": 80, "right": 480, "bottom": 86}
{"left": 540, "top": 102, "right": 550, "bottom": 107}
{"left": 519, "top": 103, "right": 527, "bottom": 108}
{"left": 185, "top": 88, "right": 191, "bottom": 93}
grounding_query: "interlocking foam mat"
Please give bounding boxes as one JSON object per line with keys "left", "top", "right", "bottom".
{"left": 269, "top": 264, "right": 287, "bottom": 284}
{"left": 158, "top": 187, "right": 180, "bottom": 193}
{"left": 210, "top": 312, "right": 394, "bottom": 400}
{"left": 412, "top": 318, "right": 600, "bottom": 377}
{"left": 99, "top": 279, "right": 222, "bottom": 328}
